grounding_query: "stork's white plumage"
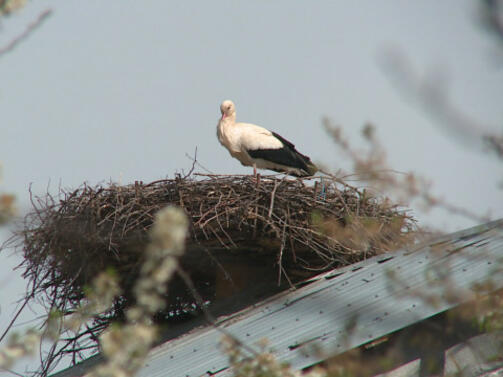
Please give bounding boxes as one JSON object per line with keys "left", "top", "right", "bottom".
{"left": 217, "top": 100, "right": 317, "bottom": 177}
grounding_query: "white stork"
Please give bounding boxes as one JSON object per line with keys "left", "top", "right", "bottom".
{"left": 217, "top": 100, "right": 318, "bottom": 177}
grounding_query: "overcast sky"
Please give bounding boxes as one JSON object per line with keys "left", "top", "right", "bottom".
{"left": 1, "top": 0, "right": 502, "bottom": 375}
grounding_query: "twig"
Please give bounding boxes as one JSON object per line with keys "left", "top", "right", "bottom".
{"left": 185, "top": 150, "right": 214, "bottom": 175}
{"left": 0, "top": 9, "right": 52, "bottom": 57}
{"left": 0, "top": 295, "right": 31, "bottom": 343}
{"left": 277, "top": 219, "right": 288, "bottom": 286}
{"left": 268, "top": 180, "right": 279, "bottom": 218}
{"left": 183, "top": 147, "right": 198, "bottom": 178}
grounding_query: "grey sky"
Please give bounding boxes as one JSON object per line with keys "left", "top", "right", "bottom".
{"left": 1, "top": 0, "right": 502, "bottom": 374}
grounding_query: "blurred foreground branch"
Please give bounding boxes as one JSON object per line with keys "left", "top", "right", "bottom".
{"left": 0, "top": 206, "right": 188, "bottom": 377}
{"left": 324, "top": 120, "right": 491, "bottom": 225}
{"left": 0, "top": 0, "right": 25, "bottom": 16}
{"left": 379, "top": 49, "right": 503, "bottom": 161}
{"left": 0, "top": 163, "right": 16, "bottom": 225}
{"left": 480, "top": 0, "right": 503, "bottom": 46}
{"left": 0, "top": 9, "right": 52, "bottom": 57}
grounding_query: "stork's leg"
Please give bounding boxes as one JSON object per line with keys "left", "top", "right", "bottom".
{"left": 253, "top": 164, "right": 261, "bottom": 186}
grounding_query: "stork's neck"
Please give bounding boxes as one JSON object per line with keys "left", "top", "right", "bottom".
{"left": 220, "top": 113, "right": 236, "bottom": 125}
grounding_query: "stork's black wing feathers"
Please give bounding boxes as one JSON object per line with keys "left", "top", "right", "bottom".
{"left": 271, "top": 132, "right": 313, "bottom": 163}
{"left": 247, "top": 132, "right": 313, "bottom": 176}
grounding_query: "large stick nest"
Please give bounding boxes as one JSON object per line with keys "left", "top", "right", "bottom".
{"left": 18, "top": 174, "right": 414, "bottom": 368}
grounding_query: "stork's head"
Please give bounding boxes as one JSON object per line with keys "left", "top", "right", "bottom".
{"left": 220, "top": 100, "right": 236, "bottom": 120}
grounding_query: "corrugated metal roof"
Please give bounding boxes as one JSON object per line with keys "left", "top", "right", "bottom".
{"left": 53, "top": 219, "right": 503, "bottom": 377}
{"left": 374, "top": 332, "right": 503, "bottom": 377}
